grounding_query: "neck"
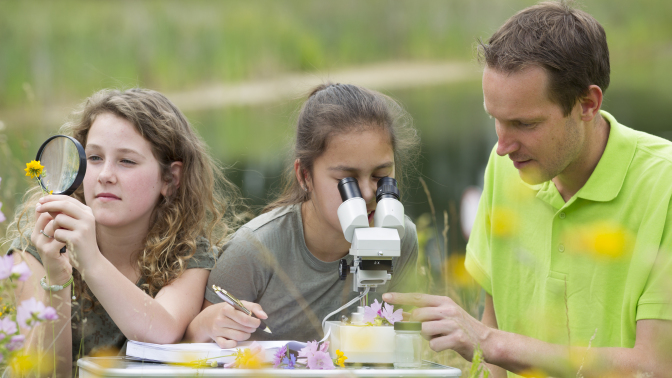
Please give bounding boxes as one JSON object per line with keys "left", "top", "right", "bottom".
{"left": 301, "top": 201, "right": 350, "bottom": 262}
{"left": 552, "top": 114, "right": 610, "bottom": 202}
{"left": 96, "top": 223, "right": 148, "bottom": 268}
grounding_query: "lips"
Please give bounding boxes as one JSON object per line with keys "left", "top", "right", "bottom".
{"left": 96, "top": 193, "right": 121, "bottom": 201}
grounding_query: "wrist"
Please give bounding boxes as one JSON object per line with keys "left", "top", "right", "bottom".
{"left": 45, "top": 266, "right": 73, "bottom": 287}
{"left": 481, "top": 327, "right": 505, "bottom": 365}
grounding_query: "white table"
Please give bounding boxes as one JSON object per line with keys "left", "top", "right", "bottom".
{"left": 78, "top": 357, "right": 462, "bottom": 377}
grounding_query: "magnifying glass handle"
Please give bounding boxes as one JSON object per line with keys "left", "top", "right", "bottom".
{"left": 60, "top": 246, "right": 66, "bottom": 254}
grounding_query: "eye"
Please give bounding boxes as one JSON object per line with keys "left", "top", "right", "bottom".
{"left": 87, "top": 155, "right": 102, "bottom": 162}
{"left": 120, "top": 159, "right": 136, "bottom": 165}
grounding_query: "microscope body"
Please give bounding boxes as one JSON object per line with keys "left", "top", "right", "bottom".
{"left": 328, "top": 177, "right": 405, "bottom": 363}
{"left": 336, "top": 178, "right": 406, "bottom": 292}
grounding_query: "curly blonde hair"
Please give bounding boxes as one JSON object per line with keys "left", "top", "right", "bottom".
{"left": 6, "top": 88, "right": 242, "bottom": 309}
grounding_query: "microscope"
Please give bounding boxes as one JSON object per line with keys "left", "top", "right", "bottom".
{"left": 336, "top": 176, "right": 405, "bottom": 293}
{"left": 325, "top": 177, "right": 406, "bottom": 363}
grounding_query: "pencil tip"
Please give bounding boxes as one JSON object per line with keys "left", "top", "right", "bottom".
{"left": 263, "top": 327, "right": 272, "bottom": 334}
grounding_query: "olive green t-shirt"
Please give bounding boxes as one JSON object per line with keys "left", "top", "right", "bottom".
{"left": 466, "top": 111, "right": 672, "bottom": 352}
{"left": 8, "top": 237, "right": 216, "bottom": 369}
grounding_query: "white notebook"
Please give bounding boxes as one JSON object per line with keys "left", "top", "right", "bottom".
{"left": 126, "top": 340, "right": 305, "bottom": 365}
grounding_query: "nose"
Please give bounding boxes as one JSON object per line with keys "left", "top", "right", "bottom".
{"left": 359, "top": 179, "right": 377, "bottom": 207}
{"left": 495, "top": 121, "right": 518, "bottom": 157}
{"left": 97, "top": 161, "right": 117, "bottom": 184}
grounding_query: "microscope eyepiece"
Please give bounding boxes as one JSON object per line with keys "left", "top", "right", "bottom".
{"left": 376, "top": 177, "right": 400, "bottom": 202}
{"left": 338, "top": 177, "right": 363, "bottom": 202}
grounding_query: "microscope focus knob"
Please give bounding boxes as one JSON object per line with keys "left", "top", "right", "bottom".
{"left": 339, "top": 259, "right": 349, "bottom": 280}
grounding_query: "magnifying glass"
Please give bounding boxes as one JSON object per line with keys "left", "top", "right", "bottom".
{"left": 36, "top": 135, "right": 87, "bottom": 253}
{"left": 36, "top": 135, "right": 87, "bottom": 196}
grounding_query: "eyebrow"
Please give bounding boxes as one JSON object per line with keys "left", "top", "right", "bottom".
{"left": 328, "top": 162, "right": 394, "bottom": 172}
{"left": 86, "top": 144, "right": 144, "bottom": 157}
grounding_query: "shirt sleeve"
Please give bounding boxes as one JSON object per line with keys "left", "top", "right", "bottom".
{"left": 204, "top": 227, "right": 272, "bottom": 305}
{"left": 6, "top": 236, "right": 42, "bottom": 265}
{"left": 185, "top": 237, "right": 218, "bottom": 270}
{"left": 465, "top": 148, "right": 497, "bottom": 296}
{"left": 636, "top": 203, "right": 672, "bottom": 321}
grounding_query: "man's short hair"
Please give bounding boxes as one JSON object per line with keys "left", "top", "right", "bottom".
{"left": 478, "top": 1, "right": 610, "bottom": 116}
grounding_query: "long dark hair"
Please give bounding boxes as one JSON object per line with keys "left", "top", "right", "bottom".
{"left": 264, "top": 83, "right": 420, "bottom": 213}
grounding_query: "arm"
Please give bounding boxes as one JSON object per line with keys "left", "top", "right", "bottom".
{"left": 184, "top": 227, "right": 270, "bottom": 348}
{"left": 36, "top": 195, "right": 212, "bottom": 344}
{"left": 383, "top": 292, "right": 672, "bottom": 377}
{"left": 14, "top": 252, "right": 72, "bottom": 378}
{"left": 481, "top": 294, "right": 507, "bottom": 378}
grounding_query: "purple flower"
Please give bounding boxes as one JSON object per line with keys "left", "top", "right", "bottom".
{"left": 7, "top": 335, "right": 25, "bottom": 351}
{"left": 17, "top": 297, "right": 56, "bottom": 329}
{"left": 306, "top": 351, "right": 334, "bottom": 370}
{"left": 282, "top": 354, "right": 296, "bottom": 369}
{"left": 364, "top": 299, "right": 383, "bottom": 323}
{"left": 298, "top": 340, "right": 319, "bottom": 358}
{"left": 0, "top": 316, "right": 18, "bottom": 335}
{"left": 11, "top": 261, "right": 32, "bottom": 281}
{"left": 0, "top": 201, "right": 5, "bottom": 223}
{"left": 273, "top": 345, "right": 287, "bottom": 368}
{"left": 41, "top": 306, "right": 59, "bottom": 321}
{"left": 0, "top": 255, "right": 13, "bottom": 280}
{"left": 381, "top": 302, "right": 403, "bottom": 325}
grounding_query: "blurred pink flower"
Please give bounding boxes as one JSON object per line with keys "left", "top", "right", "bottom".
{"left": 0, "top": 316, "right": 18, "bottom": 335}
{"left": 381, "top": 302, "right": 403, "bottom": 324}
{"left": 7, "top": 335, "right": 25, "bottom": 351}
{"left": 306, "top": 351, "right": 334, "bottom": 370}
{"left": 17, "top": 297, "right": 57, "bottom": 329}
{"left": 11, "top": 261, "right": 32, "bottom": 281}
{"left": 0, "top": 201, "right": 5, "bottom": 223}
{"left": 0, "top": 255, "right": 13, "bottom": 280}
{"left": 363, "top": 299, "right": 383, "bottom": 323}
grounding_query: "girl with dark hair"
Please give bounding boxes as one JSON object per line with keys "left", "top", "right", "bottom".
{"left": 186, "top": 83, "right": 421, "bottom": 346}
{"left": 5, "top": 88, "right": 241, "bottom": 377}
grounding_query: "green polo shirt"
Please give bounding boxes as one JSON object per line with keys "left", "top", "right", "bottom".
{"left": 465, "top": 111, "right": 672, "bottom": 349}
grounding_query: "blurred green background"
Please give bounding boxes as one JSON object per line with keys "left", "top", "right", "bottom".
{"left": 0, "top": 0, "right": 671, "bottom": 370}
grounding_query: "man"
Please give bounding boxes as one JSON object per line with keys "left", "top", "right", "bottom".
{"left": 384, "top": 1, "right": 672, "bottom": 376}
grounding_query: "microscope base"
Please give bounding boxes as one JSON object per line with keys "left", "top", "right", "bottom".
{"left": 324, "top": 321, "right": 396, "bottom": 363}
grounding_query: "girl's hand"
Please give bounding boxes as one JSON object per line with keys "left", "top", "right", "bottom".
{"left": 35, "top": 195, "right": 102, "bottom": 276}
{"left": 31, "top": 208, "right": 72, "bottom": 285}
{"left": 200, "top": 300, "right": 268, "bottom": 349}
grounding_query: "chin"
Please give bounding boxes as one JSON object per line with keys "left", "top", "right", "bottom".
{"left": 518, "top": 169, "right": 549, "bottom": 185}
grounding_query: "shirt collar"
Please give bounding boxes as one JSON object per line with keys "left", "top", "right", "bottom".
{"left": 574, "top": 110, "right": 636, "bottom": 202}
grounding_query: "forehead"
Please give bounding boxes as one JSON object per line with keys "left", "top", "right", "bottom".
{"left": 86, "top": 113, "right": 149, "bottom": 151}
{"left": 482, "top": 65, "right": 560, "bottom": 119}
{"left": 319, "top": 128, "right": 394, "bottom": 169}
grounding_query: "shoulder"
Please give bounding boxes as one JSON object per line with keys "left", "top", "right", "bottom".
{"left": 220, "top": 204, "right": 300, "bottom": 256}
{"left": 7, "top": 236, "right": 42, "bottom": 265}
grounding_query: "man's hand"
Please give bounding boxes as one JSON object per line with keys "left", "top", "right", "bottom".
{"left": 383, "top": 292, "right": 494, "bottom": 361}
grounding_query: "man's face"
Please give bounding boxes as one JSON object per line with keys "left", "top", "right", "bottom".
{"left": 482, "top": 65, "right": 584, "bottom": 184}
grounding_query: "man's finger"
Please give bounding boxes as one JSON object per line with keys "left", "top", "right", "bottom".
{"left": 382, "top": 292, "right": 448, "bottom": 308}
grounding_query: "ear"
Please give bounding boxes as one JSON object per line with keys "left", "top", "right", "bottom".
{"left": 579, "top": 85, "right": 603, "bottom": 123}
{"left": 161, "top": 161, "right": 183, "bottom": 197}
{"left": 294, "top": 159, "right": 310, "bottom": 191}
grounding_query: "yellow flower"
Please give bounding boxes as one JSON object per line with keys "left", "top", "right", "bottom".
{"left": 24, "top": 160, "right": 44, "bottom": 178}
{"left": 335, "top": 350, "right": 348, "bottom": 367}
{"left": 233, "top": 347, "right": 263, "bottom": 369}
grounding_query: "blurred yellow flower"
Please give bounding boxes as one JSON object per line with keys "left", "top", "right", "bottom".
{"left": 24, "top": 160, "right": 44, "bottom": 178}
{"left": 490, "top": 206, "right": 519, "bottom": 238}
{"left": 335, "top": 349, "right": 348, "bottom": 367}
{"left": 569, "top": 221, "right": 633, "bottom": 259}
{"left": 232, "top": 347, "right": 263, "bottom": 369}
{"left": 445, "top": 253, "right": 476, "bottom": 288}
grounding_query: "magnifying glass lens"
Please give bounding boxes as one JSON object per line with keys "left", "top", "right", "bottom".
{"left": 35, "top": 135, "right": 86, "bottom": 196}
